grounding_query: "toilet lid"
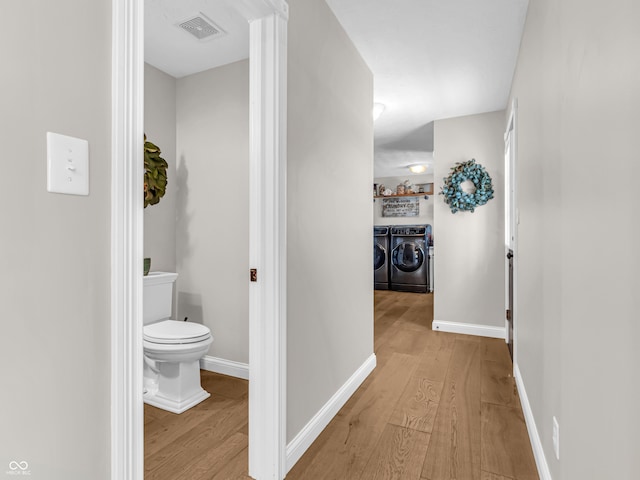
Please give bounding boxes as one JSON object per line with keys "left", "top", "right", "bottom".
{"left": 144, "top": 320, "right": 211, "bottom": 344}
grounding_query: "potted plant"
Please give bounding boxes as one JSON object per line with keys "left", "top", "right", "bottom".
{"left": 143, "top": 135, "right": 168, "bottom": 275}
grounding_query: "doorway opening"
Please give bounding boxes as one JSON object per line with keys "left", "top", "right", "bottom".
{"left": 111, "top": 0, "right": 288, "bottom": 479}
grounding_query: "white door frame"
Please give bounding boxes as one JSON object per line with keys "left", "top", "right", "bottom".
{"left": 504, "top": 99, "right": 518, "bottom": 366}
{"left": 110, "top": 1, "right": 289, "bottom": 479}
{"left": 246, "top": 2, "right": 288, "bottom": 479}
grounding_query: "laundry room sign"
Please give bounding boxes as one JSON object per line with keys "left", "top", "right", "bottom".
{"left": 382, "top": 196, "right": 419, "bottom": 217}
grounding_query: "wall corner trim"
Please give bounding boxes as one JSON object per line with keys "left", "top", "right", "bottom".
{"left": 432, "top": 320, "right": 505, "bottom": 339}
{"left": 514, "top": 363, "right": 553, "bottom": 480}
{"left": 200, "top": 355, "right": 250, "bottom": 380}
{"left": 285, "top": 353, "right": 377, "bottom": 473}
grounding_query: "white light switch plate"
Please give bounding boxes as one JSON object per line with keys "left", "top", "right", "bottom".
{"left": 47, "top": 132, "right": 89, "bottom": 195}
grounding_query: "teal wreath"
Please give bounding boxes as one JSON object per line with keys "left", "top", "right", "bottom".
{"left": 440, "top": 159, "right": 494, "bottom": 214}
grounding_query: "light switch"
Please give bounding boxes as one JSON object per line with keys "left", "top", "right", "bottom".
{"left": 47, "top": 132, "right": 89, "bottom": 195}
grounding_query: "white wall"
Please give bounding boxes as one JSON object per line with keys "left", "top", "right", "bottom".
{"left": 433, "top": 111, "right": 505, "bottom": 329}
{"left": 374, "top": 174, "right": 434, "bottom": 227}
{"left": 287, "top": 0, "right": 374, "bottom": 443}
{"left": 175, "top": 60, "right": 250, "bottom": 364}
{"left": 0, "top": 0, "right": 110, "bottom": 477}
{"left": 144, "top": 63, "right": 177, "bottom": 272}
{"left": 509, "top": 0, "right": 640, "bottom": 478}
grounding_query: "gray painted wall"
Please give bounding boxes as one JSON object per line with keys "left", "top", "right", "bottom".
{"left": 510, "top": 0, "right": 640, "bottom": 477}
{"left": 144, "top": 64, "right": 177, "bottom": 273}
{"left": 0, "top": 0, "right": 110, "bottom": 478}
{"left": 286, "top": 0, "right": 374, "bottom": 443}
{"left": 175, "top": 60, "right": 250, "bottom": 363}
{"left": 433, "top": 111, "right": 506, "bottom": 329}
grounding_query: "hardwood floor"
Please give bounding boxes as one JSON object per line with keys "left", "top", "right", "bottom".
{"left": 144, "top": 372, "right": 250, "bottom": 479}
{"left": 288, "top": 291, "right": 538, "bottom": 480}
{"left": 144, "top": 290, "right": 539, "bottom": 479}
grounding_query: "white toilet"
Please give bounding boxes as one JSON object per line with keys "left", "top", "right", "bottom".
{"left": 143, "top": 272, "right": 213, "bottom": 414}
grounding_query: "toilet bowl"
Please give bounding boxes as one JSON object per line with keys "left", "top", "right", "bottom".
{"left": 143, "top": 272, "right": 213, "bottom": 414}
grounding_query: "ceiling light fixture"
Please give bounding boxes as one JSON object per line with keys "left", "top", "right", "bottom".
{"left": 372, "top": 103, "right": 386, "bottom": 121}
{"left": 408, "top": 164, "right": 427, "bottom": 174}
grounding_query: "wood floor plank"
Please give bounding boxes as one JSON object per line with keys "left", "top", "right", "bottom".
{"left": 374, "top": 289, "right": 400, "bottom": 310}
{"left": 145, "top": 372, "right": 249, "bottom": 479}
{"left": 388, "top": 375, "right": 441, "bottom": 433}
{"left": 415, "top": 332, "right": 456, "bottom": 384}
{"left": 481, "top": 337, "right": 512, "bottom": 364}
{"left": 358, "top": 424, "right": 431, "bottom": 480}
{"left": 209, "top": 447, "right": 251, "bottom": 480}
{"left": 178, "top": 395, "right": 247, "bottom": 451}
{"left": 145, "top": 406, "right": 217, "bottom": 456}
{"left": 188, "top": 432, "right": 248, "bottom": 479}
{"left": 375, "top": 310, "right": 410, "bottom": 349}
{"left": 145, "top": 403, "right": 165, "bottom": 425}
{"left": 145, "top": 396, "right": 247, "bottom": 479}
{"left": 145, "top": 445, "right": 189, "bottom": 480}
{"left": 481, "top": 360, "right": 519, "bottom": 408}
{"left": 399, "top": 298, "right": 434, "bottom": 329}
{"left": 421, "top": 339, "right": 483, "bottom": 480}
{"left": 381, "top": 324, "right": 432, "bottom": 357}
{"left": 286, "top": 352, "right": 420, "bottom": 480}
{"left": 481, "top": 471, "right": 515, "bottom": 480}
{"left": 201, "top": 372, "right": 249, "bottom": 400}
{"left": 481, "top": 403, "right": 539, "bottom": 480}
{"left": 374, "top": 294, "right": 403, "bottom": 315}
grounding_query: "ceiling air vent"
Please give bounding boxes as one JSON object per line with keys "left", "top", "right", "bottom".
{"left": 177, "top": 13, "right": 225, "bottom": 41}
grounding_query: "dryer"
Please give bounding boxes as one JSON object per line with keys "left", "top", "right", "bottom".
{"left": 374, "top": 226, "right": 390, "bottom": 290}
{"left": 390, "top": 225, "right": 430, "bottom": 293}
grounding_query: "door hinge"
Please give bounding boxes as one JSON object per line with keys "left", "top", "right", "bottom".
{"left": 250, "top": 268, "right": 258, "bottom": 282}
{"left": 506, "top": 309, "right": 511, "bottom": 321}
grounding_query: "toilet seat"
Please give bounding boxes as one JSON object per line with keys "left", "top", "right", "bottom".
{"left": 144, "top": 320, "right": 211, "bottom": 345}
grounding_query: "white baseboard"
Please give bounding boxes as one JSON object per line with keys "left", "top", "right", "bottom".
{"left": 432, "top": 320, "right": 506, "bottom": 339}
{"left": 200, "top": 355, "right": 249, "bottom": 380}
{"left": 285, "top": 353, "right": 377, "bottom": 473}
{"left": 514, "top": 363, "right": 552, "bottom": 480}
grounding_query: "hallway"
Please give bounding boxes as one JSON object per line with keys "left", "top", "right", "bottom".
{"left": 287, "top": 291, "right": 538, "bottom": 479}
{"left": 145, "top": 290, "right": 538, "bottom": 479}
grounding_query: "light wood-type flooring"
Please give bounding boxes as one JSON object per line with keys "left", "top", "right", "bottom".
{"left": 145, "top": 290, "right": 539, "bottom": 479}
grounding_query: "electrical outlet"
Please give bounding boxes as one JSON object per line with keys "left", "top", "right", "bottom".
{"left": 552, "top": 416, "right": 560, "bottom": 460}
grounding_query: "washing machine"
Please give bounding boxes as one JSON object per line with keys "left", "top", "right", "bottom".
{"left": 390, "top": 225, "right": 430, "bottom": 293}
{"left": 374, "top": 226, "right": 390, "bottom": 290}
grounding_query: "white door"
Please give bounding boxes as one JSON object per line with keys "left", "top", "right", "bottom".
{"left": 504, "top": 101, "right": 517, "bottom": 362}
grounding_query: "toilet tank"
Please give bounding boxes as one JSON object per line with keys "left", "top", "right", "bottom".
{"left": 143, "top": 272, "right": 178, "bottom": 325}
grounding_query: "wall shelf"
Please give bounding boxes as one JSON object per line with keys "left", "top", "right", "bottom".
{"left": 374, "top": 182, "right": 434, "bottom": 196}
{"left": 374, "top": 192, "right": 432, "bottom": 199}
{"left": 374, "top": 192, "right": 432, "bottom": 202}
{"left": 373, "top": 182, "right": 434, "bottom": 201}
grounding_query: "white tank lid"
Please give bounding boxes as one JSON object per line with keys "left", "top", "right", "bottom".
{"left": 143, "top": 271, "right": 178, "bottom": 286}
{"left": 144, "top": 320, "right": 211, "bottom": 344}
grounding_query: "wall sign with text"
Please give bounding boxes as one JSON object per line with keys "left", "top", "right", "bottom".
{"left": 382, "top": 197, "right": 419, "bottom": 217}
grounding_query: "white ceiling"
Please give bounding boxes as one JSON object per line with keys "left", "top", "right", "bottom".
{"left": 145, "top": 0, "right": 249, "bottom": 78}
{"left": 145, "top": 0, "right": 529, "bottom": 177}
{"left": 325, "top": 0, "right": 529, "bottom": 177}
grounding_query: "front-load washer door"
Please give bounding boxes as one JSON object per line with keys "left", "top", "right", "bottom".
{"left": 392, "top": 242, "right": 425, "bottom": 273}
{"left": 374, "top": 242, "right": 387, "bottom": 271}
{"left": 374, "top": 240, "right": 389, "bottom": 285}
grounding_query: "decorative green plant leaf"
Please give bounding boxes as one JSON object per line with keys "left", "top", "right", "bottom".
{"left": 144, "top": 134, "right": 168, "bottom": 208}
